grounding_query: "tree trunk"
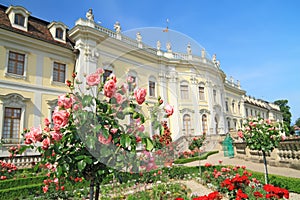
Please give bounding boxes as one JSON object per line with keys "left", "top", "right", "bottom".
{"left": 262, "top": 150, "right": 269, "bottom": 184}
{"left": 95, "top": 182, "right": 100, "bottom": 200}
{"left": 89, "top": 179, "right": 95, "bottom": 200}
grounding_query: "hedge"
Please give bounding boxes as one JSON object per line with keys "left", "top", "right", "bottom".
{"left": 0, "top": 183, "right": 43, "bottom": 200}
{"left": 173, "top": 150, "right": 219, "bottom": 164}
{"left": 0, "top": 176, "right": 45, "bottom": 190}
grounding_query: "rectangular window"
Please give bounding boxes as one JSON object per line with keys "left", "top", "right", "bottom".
{"left": 198, "top": 86, "right": 205, "bottom": 100}
{"left": 53, "top": 62, "right": 66, "bottom": 83}
{"left": 103, "top": 69, "right": 113, "bottom": 83}
{"left": 8, "top": 51, "right": 25, "bottom": 75}
{"left": 246, "top": 108, "right": 249, "bottom": 117}
{"left": 128, "top": 76, "right": 136, "bottom": 93}
{"left": 14, "top": 14, "right": 25, "bottom": 26}
{"left": 3, "top": 107, "right": 21, "bottom": 143}
{"left": 225, "top": 101, "right": 229, "bottom": 112}
{"left": 213, "top": 89, "right": 217, "bottom": 103}
{"left": 149, "top": 81, "right": 155, "bottom": 97}
{"left": 55, "top": 28, "right": 63, "bottom": 39}
{"left": 180, "top": 85, "right": 189, "bottom": 99}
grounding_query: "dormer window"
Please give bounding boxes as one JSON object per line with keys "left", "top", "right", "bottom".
{"left": 5, "top": 6, "right": 31, "bottom": 32}
{"left": 14, "top": 14, "right": 25, "bottom": 26}
{"left": 47, "top": 22, "right": 68, "bottom": 43}
{"left": 55, "top": 28, "right": 63, "bottom": 39}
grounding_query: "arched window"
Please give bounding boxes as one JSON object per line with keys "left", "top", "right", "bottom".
{"left": 232, "top": 100, "right": 235, "bottom": 113}
{"left": 183, "top": 114, "right": 191, "bottom": 135}
{"left": 202, "top": 114, "right": 207, "bottom": 134}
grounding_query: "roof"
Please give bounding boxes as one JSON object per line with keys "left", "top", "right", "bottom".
{"left": 0, "top": 4, "right": 74, "bottom": 50}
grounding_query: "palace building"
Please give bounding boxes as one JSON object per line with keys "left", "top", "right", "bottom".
{"left": 0, "top": 4, "right": 282, "bottom": 156}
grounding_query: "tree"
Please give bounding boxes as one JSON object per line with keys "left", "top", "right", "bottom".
{"left": 274, "top": 99, "right": 292, "bottom": 132}
{"left": 239, "top": 116, "right": 285, "bottom": 184}
{"left": 295, "top": 117, "right": 300, "bottom": 127}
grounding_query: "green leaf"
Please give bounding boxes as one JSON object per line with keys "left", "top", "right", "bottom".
{"left": 86, "top": 135, "right": 96, "bottom": 149}
{"left": 82, "top": 95, "right": 94, "bottom": 107}
{"left": 84, "top": 157, "right": 93, "bottom": 164}
{"left": 116, "top": 112, "right": 125, "bottom": 120}
{"left": 123, "top": 107, "right": 135, "bottom": 115}
{"left": 78, "top": 160, "right": 86, "bottom": 171}
{"left": 145, "top": 138, "right": 153, "bottom": 151}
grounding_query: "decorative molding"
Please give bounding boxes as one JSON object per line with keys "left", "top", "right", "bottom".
{"left": 179, "top": 108, "right": 195, "bottom": 113}
{"left": 199, "top": 109, "right": 210, "bottom": 114}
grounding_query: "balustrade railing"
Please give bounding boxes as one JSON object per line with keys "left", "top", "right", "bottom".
{"left": 0, "top": 154, "right": 41, "bottom": 169}
{"left": 233, "top": 138, "right": 300, "bottom": 169}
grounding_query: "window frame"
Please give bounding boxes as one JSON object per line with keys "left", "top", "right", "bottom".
{"left": 52, "top": 61, "right": 66, "bottom": 83}
{"left": 180, "top": 84, "right": 189, "bottom": 100}
{"left": 0, "top": 93, "right": 28, "bottom": 144}
{"left": 14, "top": 13, "right": 25, "bottom": 26}
{"left": 202, "top": 114, "right": 208, "bottom": 134}
{"left": 3, "top": 107, "right": 21, "bottom": 143}
{"left": 149, "top": 81, "right": 156, "bottom": 97}
{"left": 55, "top": 27, "right": 64, "bottom": 39}
{"left": 183, "top": 114, "right": 192, "bottom": 135}
{"left": 5, "top": 50, "right": 28, "bottom": 79}
{"left": 198, "top": 86, "right": 205, "bottom": 101}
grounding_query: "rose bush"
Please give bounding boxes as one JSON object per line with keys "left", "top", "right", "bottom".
{"left": 239, "top": 116, "right": 286, "bottom": 184}
{"left": 18, "top": 68, "right": 174, "bottom": 200}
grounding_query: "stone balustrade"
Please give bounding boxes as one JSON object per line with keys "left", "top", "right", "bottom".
{"left": 0, "top": 154, "right": 41, "bottom": 169}
{"left": 233, "top": 138, "right": 300, "bottom": 170}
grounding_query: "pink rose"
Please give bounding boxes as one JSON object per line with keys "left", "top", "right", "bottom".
{"left": 44, "top": 118, "right": 51, "bottom": 127}
{"left": 138, "top": 124, "right": 145, "bottom": 132}
{"left": 104, "top": 79, "right": 117, "bottom": 98}
{"left": 51, "top": 131, "right": 62, "bottom": 141}
{"left": 164, "top": 104, "right": 174, "bottom": 117}
{"left": 127, "top": 76, "right": 134, "bottom": 83}
{"left": 110, "top": 128, "right": 118, "bottom": 134}
{"left": 86, "top": 72, "right": 100, "bottom": 86}
{"left": 114, "top": 93, "right": 125, "bottom": 104}
{"left": 25, "top": 126, "right": 43, "bottom": 144}
{"left": 237, "top": 131, "right": 244, "bottom": 138}
{"left": 43, "top": 185, "right": 48, "bottom": 193}
{"left": 57, "top": 94, "right": 74, "bottom": 109}
{"left": 42, "top": 137, "right": 50, "bottom": 150}
{"left": 96, "top": 68, "right": 104, "bottom": 74}
{"left": 98, "top": 134, "right": 112, "bottom": 145}
{"left": 52, "top": 110, "right": 69, "bottom": 129}
{"left": 134, "top": 88, "right": 147, "bottom": 105}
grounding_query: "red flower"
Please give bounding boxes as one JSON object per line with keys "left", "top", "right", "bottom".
{"left": 253, "top": 191, "right": 263, "bottom": 198}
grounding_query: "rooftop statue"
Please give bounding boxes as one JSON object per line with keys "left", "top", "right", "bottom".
{"left": 187, "top": 43, "right": 192, "bottom": 54}
{"left": 114, "top": 21, "right": 121, "bottom": 34}
{"left": 86, "top": 8, "right": 94, "bottom": 21}
{"left": 156, "top": 40, "right": 161, "bottom": 50}
{"left": 136, "top": 32, "right": 142, "bottom": 43}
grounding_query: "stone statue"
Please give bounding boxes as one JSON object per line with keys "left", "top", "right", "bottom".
{"left": 136, "top": 32, "right": 142, "bottom": 43}
{"left": 86, "top": 9, "right": 94, "bottom": 21}
{"left": 156, "top": 40, "right": 161, "bottom": 50}
{"left": 166, "top": 42, "right": 172, "bottom": 52}
{"left": 187, "top": 43, "right": 192, "bottom": 54}
{"left": 114, "top": 21, "right": 121, "bottom": 34}
{"left": 201, "top": 48, "right": 206, "bottom": 58}
{"left": 212, "top": 54, "right": 217, "bottom": 63}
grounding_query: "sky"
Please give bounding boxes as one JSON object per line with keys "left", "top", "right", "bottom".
{"left": 1, "top": 0, "right": 299, "bottom": 124}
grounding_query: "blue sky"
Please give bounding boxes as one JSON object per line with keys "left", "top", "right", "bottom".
{"left": 1, "top": 0, "right": 300, "bottom": 124}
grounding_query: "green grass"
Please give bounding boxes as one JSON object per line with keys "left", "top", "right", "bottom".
{"left": 173, "top": 150, "right": 219, "bottom": 164}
